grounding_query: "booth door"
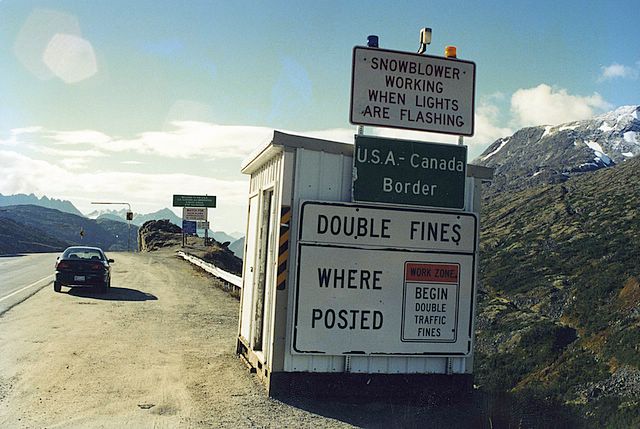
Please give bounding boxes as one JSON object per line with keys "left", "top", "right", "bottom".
{"left": 252, "top": 189, "right": 274, "bottom": 351}
{"left": 239, "top": 194, "right": 259, "bottom": 342}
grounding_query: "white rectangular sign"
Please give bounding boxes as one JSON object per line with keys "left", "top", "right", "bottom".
{"left": 299, "top": 201, "right": 477, "bottom": 253}
{"left": 293, "top": 201, "right": 478, "bottom": 356}
{"left": 293, "top": 245, "right": 475, "bottom": 355}
{"left": 184, "top": 207, "right": 207, "bottom": 221}
{"left": 350, "top": 46, "right": 476, "bottom": 136}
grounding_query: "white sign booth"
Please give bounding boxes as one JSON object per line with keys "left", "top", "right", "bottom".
{"left": 237, "top": 130, "right": 492, "bottom": 398}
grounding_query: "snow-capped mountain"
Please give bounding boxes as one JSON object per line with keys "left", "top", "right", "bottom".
{"left": 474, "top": 105, "right": 640, "bottom": 194}
{"left": 86, "top": 207, "right": 182, "bottom": 227}
{"left": 85, "top": 208, "right": 128, "bottom": 220}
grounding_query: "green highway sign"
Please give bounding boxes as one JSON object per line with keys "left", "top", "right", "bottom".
{"left": 353, "top": 135, "right": 467, "bottom": 209}
{"left": 172, "top": 194, "right": 216, "bottom": 208}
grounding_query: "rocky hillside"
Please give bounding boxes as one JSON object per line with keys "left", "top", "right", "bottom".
{"left": 138, "top": 219, "right": 242, "bottom": 275}
{"left": 475, "top": 155, "right": 640, "bottom": 426}
{"left": 475, "top": 105, "right": 640, "bottom": 196}
{"left": 138, "top": 219, "right": 183, "bottom": 251}
{"left": 0, "top": 205, "right": 137, "bottom": 253}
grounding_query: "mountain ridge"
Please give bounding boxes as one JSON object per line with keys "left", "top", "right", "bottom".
{"left": 0, "top": 193, "right": 83, "bottom": 216}
{"left": 474, "top": 105, "right": 640, "bottom": 196}
{"left": 1, "top": 194, "right": 242, "bottom": 244}
{"left": 0, "top": 205, "right": 138, "bottom": 253}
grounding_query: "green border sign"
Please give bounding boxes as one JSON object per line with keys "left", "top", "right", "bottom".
{"left": 353, "top": 135, "right": 467, "bottom": 209}
{"left": 172, "top": 194, "right": 216, "bottom": 208}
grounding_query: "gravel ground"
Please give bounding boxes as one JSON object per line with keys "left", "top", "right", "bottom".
{"left": 1, "top": 249, "right": 546, "bottom": 428}
{"left": 0, "top": 250, "right": 355, "bottom": 428}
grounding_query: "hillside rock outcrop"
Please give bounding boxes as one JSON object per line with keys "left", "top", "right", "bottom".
{"left": 137, "top": 219, "right": 242, "bottom": 275}
{"left": 138, "top": 219, "right": 182, "bottom": 251}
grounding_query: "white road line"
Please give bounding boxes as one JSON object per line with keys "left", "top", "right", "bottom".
{"left": 0, "top": 275, "right": 53, "bottom": 303}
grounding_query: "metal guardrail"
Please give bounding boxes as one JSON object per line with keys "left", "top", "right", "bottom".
{"left": 177, "top": 251, "right": 242, "bottom": 289}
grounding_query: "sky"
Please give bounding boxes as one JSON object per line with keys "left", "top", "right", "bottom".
{"left": 0, "top": 0, "right": 638, "bottom": 234}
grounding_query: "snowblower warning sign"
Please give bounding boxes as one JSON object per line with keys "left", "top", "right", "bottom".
{"left": 401, "top": 262, "right": 460, "bottom": 342}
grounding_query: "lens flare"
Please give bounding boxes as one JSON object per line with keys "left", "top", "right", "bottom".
{"left": 42, "top": 33, "right": 97, "bottom": 84}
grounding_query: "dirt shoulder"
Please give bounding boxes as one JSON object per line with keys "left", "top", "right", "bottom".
{"left": 0, "top": 250, "right": 350, "bottom": 428}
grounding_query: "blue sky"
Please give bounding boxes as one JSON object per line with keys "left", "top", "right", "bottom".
{"left": 1, "top": 0, "right": 638, "bottom": 233}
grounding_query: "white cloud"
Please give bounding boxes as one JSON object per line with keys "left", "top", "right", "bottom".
{"left": 105, "top": 121, "right": 274, "bottom": 159}
{"left": 35, "top": 146, "right": 106, "bottom": 159}
{"left": 510, "top": 84, "right": 611, "bottom": 128}
{"left": 0, "top": 126, "right": 43, "bottom": 146}
{"left": 9, "top": 121, "right": 509, "bottom": 165}
{"left": 484, "top": 91, "right": 507, "bottom": 102}
{"left": 0, "top": 149, "right": 249, "bottom": 232}
{"left": 297, "top": 128, "right": 356, "bottom": 143}
{"left": 598, "top": 62, "right": 639, "bottom": 82}
{"left": 58, "top": 157, "right": 91, "bottom": 170}
{"left": 48, "top": 130, "right": 112, "bottom": 145}
{"left": 12, "top": 126, "right": 43, "bottom": 135}
{"left": 466, "top": 104, "right": 513, "bottom": 158}
{"left": 20, "top": 122, "right": 274, "bottom": 160}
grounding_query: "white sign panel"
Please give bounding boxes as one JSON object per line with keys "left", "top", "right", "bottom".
{"left": 293, "top": 245, "right": 475, "bottom": 355}
{"left": 299, "top": 201, "right": 477, "bottom": 253}
{"left": 184, "top": 207, "right": 207, "bottom": 221}
{"left": 401, "top": 262, "right": 460, "bottom": 342}
{"left": 350, "top": 46, "right": 476, "bottom": 136}
{"left": 292, "top": 201, "right": 478, "bottom": 356}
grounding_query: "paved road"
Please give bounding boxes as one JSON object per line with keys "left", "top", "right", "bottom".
{"left": 0, "top": 253, "right": 59, "bottom": 315}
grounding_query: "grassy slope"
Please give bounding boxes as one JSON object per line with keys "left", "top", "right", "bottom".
{"left": 0, "top": 217, "right": 69, "bottom": 254}
{"left": 476, "top": 156, "right": 640, "bottom": 426}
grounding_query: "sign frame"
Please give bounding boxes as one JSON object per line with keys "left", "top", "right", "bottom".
{"left": 196, "top": 220, "right": 210, "bottom": 230}
{"left": 172, "top": 194, "right": 216, "bottom": 208}
{"left": 292, "top": 244, "right": 476, "bottom": 356}
{"left": 182, "top": 220, "right": 197, "bottom": 235}
{"left": 183, "top": 207, "right": 208, "bottom": 221}
{"left": 353, "top": 135, "right": 467, "bottom": 209}
{"left": 401, "top": 261, "right": 461, "bottom": 343}
{"left": 292, "top": 201, "right": 478, "bottom": 357}
{"left": 298, "top": 200, "right": 477, "bottom": 253}
{"left": 350, "top": 46, "right": 476, "bottom": 136}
